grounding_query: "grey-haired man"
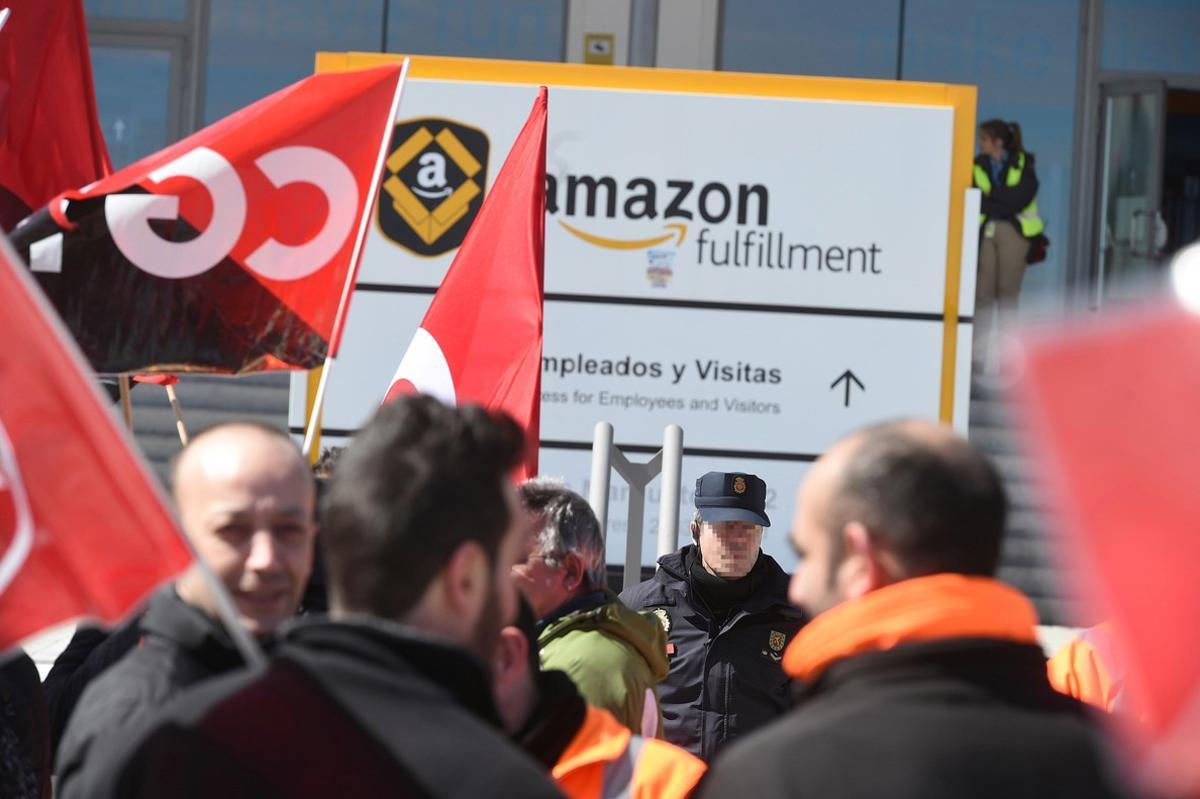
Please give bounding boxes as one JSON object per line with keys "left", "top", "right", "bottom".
{"left": 513, "top": 479, "right": 667, "bottom": 737}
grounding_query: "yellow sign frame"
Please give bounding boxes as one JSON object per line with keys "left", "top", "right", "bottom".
{"left": 309, "top": 52, "right": 976, "bottom": 457}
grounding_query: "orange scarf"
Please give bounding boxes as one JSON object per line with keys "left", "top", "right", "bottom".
{"left": 783, "top": 574, "right": 1039, "bottom": 683}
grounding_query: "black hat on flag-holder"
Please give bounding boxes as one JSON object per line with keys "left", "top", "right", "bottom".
{"left": 694, "top": 471, "right": 771, "bottom": 527}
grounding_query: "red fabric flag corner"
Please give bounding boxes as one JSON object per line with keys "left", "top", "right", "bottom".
{"left": 1014, "top": 302, "right": 1200, "bottom": 786}
{"left": 0, "top": 234, "right": 192, "bottom": 650}
{"left": 0, "top": 0, "right": 112, "bottom": 230}
{"left": 385, "top": 87, "right": 547, "bottom": 479}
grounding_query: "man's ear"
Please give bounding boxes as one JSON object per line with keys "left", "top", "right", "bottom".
{"left": 443, "top": 539, "right": 489, "bottom": 621}
{"left": 689, "top": 521, "right": 700, "bottom": 543}
{"left": 492, "top": 626, "right": 529, "bottom": 689}
{"left": 839, "top": 521, "right": 891, "bottom": 599}
{"left": 560, "top": 552, "right": 585, "bottom": 594}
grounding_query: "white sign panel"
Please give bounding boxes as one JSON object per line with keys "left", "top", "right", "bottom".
{"left": 291, "top": 60, "right": 977, "bottom": 572}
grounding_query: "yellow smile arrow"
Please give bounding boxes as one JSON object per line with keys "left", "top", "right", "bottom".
{"left": 558, "top": 220, "right": 687, "bottom": 250}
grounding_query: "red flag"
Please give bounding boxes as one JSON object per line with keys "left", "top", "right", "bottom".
{"left": 1015, "top": 303, "right": 1200, "bottom": 783}
{"left": 0, "top": 0, "right": 112, "bottom": 230}
{"left": 384, "top": 88, "right": 547, "bottom": 478}
{"left": 8, "top": 65, "right": 405, "bottom": 374}
{"left": 0, "top": 233, "right": 193, "bottom": 650}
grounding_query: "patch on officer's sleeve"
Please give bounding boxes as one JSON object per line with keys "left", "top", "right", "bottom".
{"left": 652, "top": 607, "right": 671, "bottom": 635}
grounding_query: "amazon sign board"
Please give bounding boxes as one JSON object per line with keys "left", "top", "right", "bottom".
{"left": 291, "top": 54, "right": 980, "bottom": 572}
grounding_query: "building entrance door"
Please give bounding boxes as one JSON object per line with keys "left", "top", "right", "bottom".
{"left": 1093, "top": 80, "right": 1167, "bottom": 306}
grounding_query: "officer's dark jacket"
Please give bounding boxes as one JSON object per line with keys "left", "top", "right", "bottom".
{"left": 77, "top": 617, "right": 563, "bottom": 799}
{"left": 56, "top": 586, "right": 243, "bottom": 796}
{"left": 619, "top": 545, "right": 805, "bottom": 761}
{"left": 974, "top": 151, "right": 1039, "bottom": 225}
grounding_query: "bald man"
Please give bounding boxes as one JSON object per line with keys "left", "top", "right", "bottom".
{"left": 701, "top": 420, "right": 1128, "bottom": 799}
{"left": 56, "top": 422, "right": 316, "bottom": 794}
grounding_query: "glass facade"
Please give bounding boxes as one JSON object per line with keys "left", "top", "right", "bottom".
{"left": 720, "top": 0, "right": 900, "bottom": 80}
{"left": 387, "top": 0, "right": 565, "bottom": 61}
{"left": 203, "top": 0, "right": 382, "bottom": 124}
{"left": 85, "top": 0, "right": 188, "bottom": 20}
{"left": 1102, "top": 0, "right": 1200, "bottom": 76}
{"left": 90, "top": 45, "right": 174, "bottom": 168}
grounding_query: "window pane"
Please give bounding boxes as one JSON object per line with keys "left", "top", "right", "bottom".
{"left": 720, "top": 0, "right": 900, "bottom": 79}
{"left": 84, "top": 0, "right": 188, "bottom": 20}
{"left": 91, "top": 46, "right": 173, "bottom": 168}
{"left": 1102, "top": 0, "right": 1200, "bottom": 75}
{"left": 386, "top": 0, "right": 564, "bottom": 61}
{"left": 203, "top": 0, "right": 382, "bottom": 124}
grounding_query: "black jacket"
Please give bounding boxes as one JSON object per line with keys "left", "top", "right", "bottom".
{"left": 975, "top": 151, "right": 1039, "bottom": 226}
{"left": 619, "top": 546, "right": 805, "bottom": 760}
{"left": 0, "top": 652, "right": 51, "bottom": 798}
{"left": 700, "top": 638, "right": 1132, "bottom": 799}
{"left": 82, "top": 617, "right": 563, "bottom": 798}
{"left": 42, "top": 613, "right": 142, "bottom": 756}
{"left": 55, "top": 586, "right": 244, "bottom": 795}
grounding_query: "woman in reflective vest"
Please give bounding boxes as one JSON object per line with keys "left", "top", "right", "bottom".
{"left": 973, "top": 119, "right": 1043, "bottom": 368}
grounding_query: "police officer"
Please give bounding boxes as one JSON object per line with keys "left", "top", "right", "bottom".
{"left": 620, "top": 471, "right": 804, "bottom": 761}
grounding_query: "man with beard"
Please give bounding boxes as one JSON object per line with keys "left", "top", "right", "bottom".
{"left": 78, "top": 397, "right": 561, "bottom": 798}
{"left": 700, "top": 420, "right": 1130, "bottom": 799}
{"left": 57, "top": 422, "right": 317, "bottom": 796}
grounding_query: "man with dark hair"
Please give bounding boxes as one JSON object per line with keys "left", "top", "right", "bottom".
{"left": 77, "top": 397, "right": 559, "bottom": 798}
{"left": 57, "top": 421, "right": 317, "bottom": 797}
{"left": 514, "top": 479, "right": 667, "bottom": 736}
{"left": 701, "top": 420, "right": 1129, "bottom": 799}
{"left": 620, "top": 471, "right": 805, "bottom": 760}
{"left": 492, "top": 598, "right": 705, "bottom": 798}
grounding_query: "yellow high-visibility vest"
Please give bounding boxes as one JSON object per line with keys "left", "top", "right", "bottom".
{"left": 974, "top": 152, "right": 1044, "bottom": 237}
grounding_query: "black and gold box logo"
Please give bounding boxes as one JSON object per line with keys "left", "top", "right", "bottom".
{"left": 378, "top": 118, "right": 489, "bottom": 256}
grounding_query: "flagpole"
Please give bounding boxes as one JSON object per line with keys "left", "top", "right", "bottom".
{"left": 164, "top": 383, "right": 189, "bottom": 446}
{"left": 118, "top": 375, "right": 133, "bottom": 430}
{"left": 301, "top": 57, "right": 411, "bottom": 458}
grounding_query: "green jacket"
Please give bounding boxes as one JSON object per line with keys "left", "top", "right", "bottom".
{"left": 538, "top": 591, "right": 669, "bottom": 737}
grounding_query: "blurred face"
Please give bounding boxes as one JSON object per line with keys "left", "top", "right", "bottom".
{"left": 978, "top": 132, "right": 1002, "bottom": 159}
{"left": 174, "top": 430, "right": 316, "bottom": 637}
{"left": 468, "top": 483, "right": 529, "bottom": 659}
{"left": 788, "top": 467, "right": 846, "bottom": 617}
{"left": 697, "top": 520, "right": 763, "bottom": 578}
{"left": 511, "top": 513, "right": 582, "bottom": 619}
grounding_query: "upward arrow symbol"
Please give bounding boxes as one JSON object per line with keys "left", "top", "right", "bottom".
{"left": 830, "top": 369, "right": 865, "bottom": 407}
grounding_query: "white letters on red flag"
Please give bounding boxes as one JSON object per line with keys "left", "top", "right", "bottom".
{"left": 1015, "top": 301, "right": 1200, "bottom": 787}
{"left": 385, "top": 88, "right": 547, "bottom": 478}
{"left": 9, "top": 65, "right": 405, "bottom": 375}
{"left": 0, "top": 234, "right": 192, "bottom": 650}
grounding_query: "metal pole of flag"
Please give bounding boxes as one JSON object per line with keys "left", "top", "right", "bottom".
{"left": 302, "top": 57, "right": 411, "bottom": 458}
{"left": 588, "top": 424, "right": 685, "bottom": 592}
{"left": 118, "top": 376, "right": 133, "bottom": 431}
{"left": 164, "top": 383, "right": 189, "bottom": 446}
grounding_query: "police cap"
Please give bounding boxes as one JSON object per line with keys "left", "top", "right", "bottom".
{"left": 693, "top": 471, "right": 770, "bottom": 527}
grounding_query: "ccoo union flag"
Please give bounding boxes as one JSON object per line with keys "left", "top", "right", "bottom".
{"left": 8, "top": 65, "right": 405, "bottom": 375}
{"left": 385, "top": 88, "right": 547, "bottom": 479}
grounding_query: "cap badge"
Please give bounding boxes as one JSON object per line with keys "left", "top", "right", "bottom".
{"left": 733, "top": 476, "right": 747, "bottom": 494}
{"left": 769, "top": 630, "right": 786, "bottom": 652}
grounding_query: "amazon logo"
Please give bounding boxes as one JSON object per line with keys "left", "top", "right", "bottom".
{"left": 546, "top": 174, "right": 769, "bottom": 251}
{"left": 377, "top": 118, "right": 490, "bottom": 257}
